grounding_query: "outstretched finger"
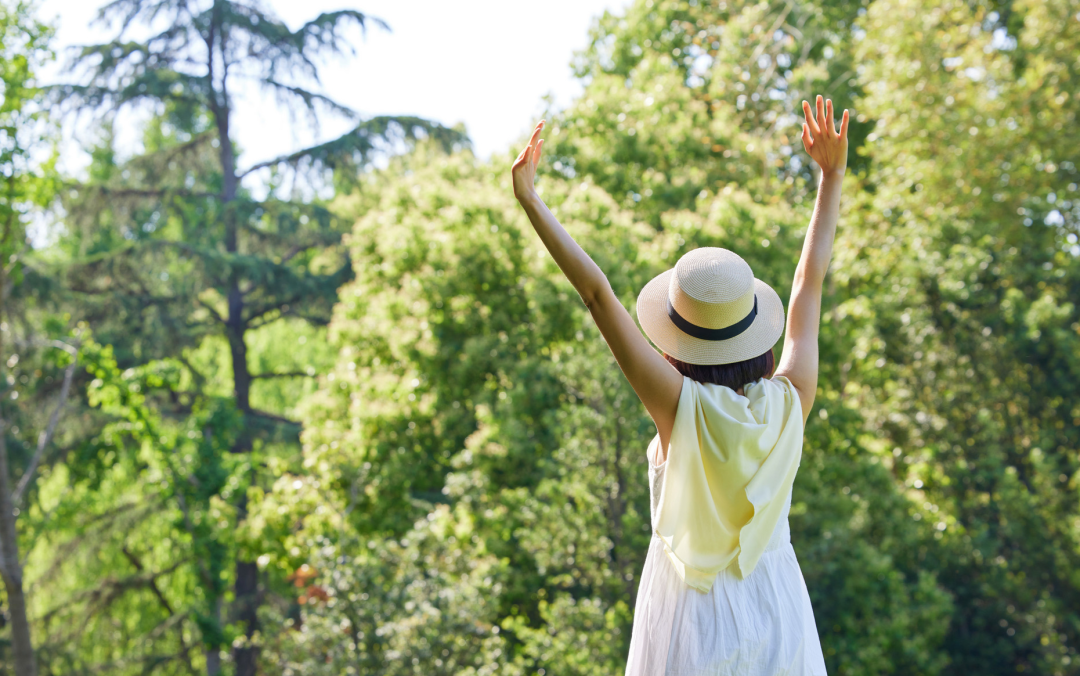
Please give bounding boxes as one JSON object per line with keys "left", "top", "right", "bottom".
{"left": 825, "top": 100, "right": 836, "bottom": 136}
{"left": 815, "top": 95, "right": 826, "bottom": 135}
{"left": 801, "top": 122, "right": 813, "bottom": 155}
{"left": 529, "top": 120, "right": 545, "bottom": 147}
{"left": 802, "top": 100, "right": 821, "bottom": 135}
{"left": 534, "top": 138, "right": 544, "bottom": 168}
{"left": 840, "top": 109, "right": 850, "bottom": 139}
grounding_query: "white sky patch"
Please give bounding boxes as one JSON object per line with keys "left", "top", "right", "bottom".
{"left": 39, "top": 0, "right": 632, "bottom": 179}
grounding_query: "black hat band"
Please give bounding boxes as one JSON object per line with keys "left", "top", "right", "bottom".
{"left": 667, "top": 295, "right": 758, "bottom": 341}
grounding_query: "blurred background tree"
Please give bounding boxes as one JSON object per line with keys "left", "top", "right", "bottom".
{"left": 1, "top": 0, "right": 1077, "bottom": 674}
{"left": 13, "top": 0, "right": 462, "bottom": 673}
{"left": 0, "top": 3, "right": 68, "bottom": 675}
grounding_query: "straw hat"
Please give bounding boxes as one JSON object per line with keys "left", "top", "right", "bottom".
{"left": 636, "top": 247, "right": 785, "bottom": 365}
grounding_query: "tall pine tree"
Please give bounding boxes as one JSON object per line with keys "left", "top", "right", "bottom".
{"left": 50, "top": 1, "right": 464, "bottom": 673}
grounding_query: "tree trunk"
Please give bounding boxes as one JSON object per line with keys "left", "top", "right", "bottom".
{"left": 231, "top": 491, "right": 259, "bottom": 675}
{"left": 204, "top": 596, "right": 222, "bottom": 675}
{"left": 233, "top": 560, "right": 260, "bottom": 675}
{"left": 213, "top": 50, "right": 260, "bottom": 676}
{"left": 0, "top": 262, "right": 37, "bottom": 676}
{"left": 205, "top": 649, "right": 221, "bottom": 676}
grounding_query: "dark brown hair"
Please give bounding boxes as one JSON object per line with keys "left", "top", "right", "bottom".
{"left": 664, "top": 349, "right": 775, "bottom": 392}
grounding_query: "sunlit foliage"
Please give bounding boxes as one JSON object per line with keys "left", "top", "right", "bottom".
{"left": 272, "top": 0, "right": 1079, "bottom": 674}
{"left": 4, "top": 0, "right": 1078, "bottom": 674}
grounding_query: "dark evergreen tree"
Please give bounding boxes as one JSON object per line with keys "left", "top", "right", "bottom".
{"left": 48, "top": 1, "right": 465, "bottom": 673}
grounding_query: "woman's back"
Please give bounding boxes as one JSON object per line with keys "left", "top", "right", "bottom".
{"left": 651, "top": 376, "right": 806, "bottom": 590}
{"left": 627, "top": 377, "right": 826, "bottom": 676}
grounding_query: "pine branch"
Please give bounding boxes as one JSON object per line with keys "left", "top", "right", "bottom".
{"left": 49, "top": 74, "right": 206, "bottom": 111}
{"left": 257, "top": 78, "right": 356, "bottom": 122}
{"left": 277, "top": 242, "right": 314, "bottom": 265}
{"left": 237, "top": 115, "right": 469, "bottom": 179}
{"left": 95, "top": 0, "right": 191, "bottom": 38}
{"left": 250, "top": 371, "right": 312, "bottom": 380}
{"left": 217, "top": 5, "right": 387, "bottom": 83}
{"left": 67, "top": 184, "right": 219, "bottom": 200}
{"left": 236, "top": 240, "right": 339, "bottom": 299}
{"left": 64, "top": 239, "right": 230, "bottom": 291}
{"left": 242, "top": 261, "right": 351, "bottom": 327}
{"left": 238, "top": 217, "right": 342, "bottom": 257}
{"left": 248, "top": 409, "right": 300, "bottom": 427}
{"left": 121, "top": 128, "right": 218, "bottom": 167}
{"left": 298, "top": 10, "right": 389, "bottom": 48}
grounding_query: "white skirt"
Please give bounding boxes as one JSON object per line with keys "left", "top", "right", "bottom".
{"left": 625, "top": 534, "right": 827, "bottom": 676}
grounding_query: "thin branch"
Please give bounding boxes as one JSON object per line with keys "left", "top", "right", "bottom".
{"left": 68, "top": 185, "right": 220, "bottom": 200}
{"left": 170, "top": 489, "right": 215, "bottom": 589}
{"left": 196, "top": 298, "right": 226, "bottom": 325}
{"left": 747, "top": 1, "right": 794, "bottom": 67}
{"left": 118, "top": 543, "right": 200, "bottom": 676}
{"left": 250, "top": 371, "right": 312, "bottom": 380}
{"left": 120, "top": 546, "right": 175, "bottom": 614}
{"left": 39, "top": 556, "right": 190, "bottom": 622}
{"left": 279, "top": 241, "right": 320, "bottom": 265}
{"left": 238, "top": 241, "right": 323, "bottom": 299}
{"left": 248, "top": 409, "right": 301, "bottom": 427}
{"left": 175, "top": 353, "right": 207, "bottom": 389}
{"left": 2, "top": 241, "right": 31, "bottom": 277}
{"left": 823, "top": 68, "right": 855, "bottom": 97}
{"left": 236, "top": 115, "right": 466, "bottom": 178}
{"left": 14, "top": 345, "right": 78, "bottom": 506}
{"left": 257, "top": 77, "right": 356, "bottom": 119}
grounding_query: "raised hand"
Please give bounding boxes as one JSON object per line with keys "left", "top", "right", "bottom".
{"left": 512, "top": 120, "right": 545, "bottom": 203}
{"left": 801, "top": 96, "right": 849, "bottom": 176}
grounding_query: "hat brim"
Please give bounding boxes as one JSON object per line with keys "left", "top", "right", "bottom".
{"left": 636, "top": 269, "right": 786, "bottom": 365}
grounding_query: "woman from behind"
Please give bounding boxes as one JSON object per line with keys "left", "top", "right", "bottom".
{"left": 511, "top": 95, "right": 849, "bottom": 675}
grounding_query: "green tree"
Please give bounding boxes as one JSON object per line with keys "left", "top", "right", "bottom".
{"left": 274, "top": 0, "right": 1010, "bottom": 673}
{"left": 25, "top": 332, "right": 266, "bottom": 674}
{"left": 16, "top": 0, "right": 1078, "bottom": 672}
{"left": 272, "top": 117, "right": 950, "bottom": 674}
{"left": 40, "top": 0, "right": 464, "bottom": 673}
{"left": 551, "top": 0, "right": 873, "bottom": 225}
{"left": 0, "top": 2, "right": 65, "bottom": 674}
{"left": 251, "top": 145, "right": 651, "bottom": 673}
{"left": 229, "top": 0, "right": 1080, "bottom": 670}
{"left": 841, "top": 0, "right": 1080, "bottom": 671}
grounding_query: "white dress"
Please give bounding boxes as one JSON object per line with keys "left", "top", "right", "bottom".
{"left": 624, "top": 440, "right": 828, "bottom": 675}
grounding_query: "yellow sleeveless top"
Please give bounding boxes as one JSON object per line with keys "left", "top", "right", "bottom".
{"left": 646, "top": 375, "right": 804, "bottom": 592}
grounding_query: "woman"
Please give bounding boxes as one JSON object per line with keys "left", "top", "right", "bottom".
{"left": 511, "top": 95, "right": 847, "bottom": 675}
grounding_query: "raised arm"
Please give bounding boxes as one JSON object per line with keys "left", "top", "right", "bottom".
{"left": 774, "top": 96, "right": 849, "bottom": 422}
{"left": 511, "top": 121, "right": 683, "bottom": 448}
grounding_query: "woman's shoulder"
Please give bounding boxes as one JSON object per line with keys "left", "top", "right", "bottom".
{"left": 748, "top": 375, "right": 800, "bottom": 400}
{"left": 766, "top": 375, "right": 801, "bottom": 405}
{"left": 678, "top": 376, "right": 801, "bottom": 423}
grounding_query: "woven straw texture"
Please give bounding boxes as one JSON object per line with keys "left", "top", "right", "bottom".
{"left": 636, "top": 248, "right": 785, "bottom": 365}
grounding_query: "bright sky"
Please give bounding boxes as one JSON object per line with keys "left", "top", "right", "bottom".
{"left": 39, "top": 0, "right": 632, "bottom": 175}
